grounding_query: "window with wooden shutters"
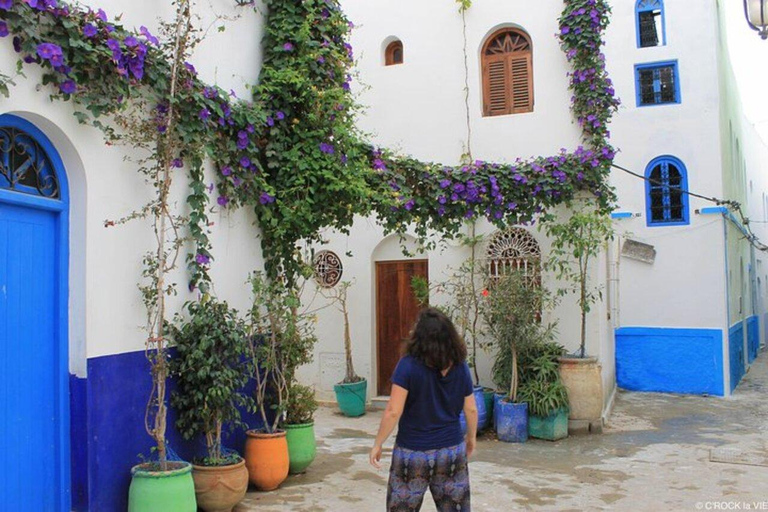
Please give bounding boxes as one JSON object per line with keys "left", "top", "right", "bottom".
{"left": 385, "top": 40, "right": 403, "bottom": 66}
{"left": 482, "top": 28, "right": 533, "bottom": 116}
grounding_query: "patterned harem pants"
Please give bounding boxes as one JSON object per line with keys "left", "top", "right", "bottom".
{"left": 386, "top": 442, "right": 470, "bottom": 511}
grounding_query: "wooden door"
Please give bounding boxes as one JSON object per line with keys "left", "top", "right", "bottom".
{"left": 376, "top": 260, "right": 428, "bottom": 395}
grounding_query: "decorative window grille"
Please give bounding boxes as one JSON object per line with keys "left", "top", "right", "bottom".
{"left": 385, "top": 40, "right": 403, "bottom": 66}
{"left": 481, "top": 28, "right": 533, "bottom": 117}
{"left": 636, "top": 0, "right": 665, "bottom": 48}
{"left": 0, "top": 126, "right": 60, "bottom": 199}
{"left": 646, "top": 156, "right": 688, "bottom": 226}
{"left": 636, "top": 61, "right": 679, "bottom": 106}
{"left": 313, "top": 250, "right": 343, "bottom": 288}
{"left": 485, "top": 228, "right": 541, "bottom": 281}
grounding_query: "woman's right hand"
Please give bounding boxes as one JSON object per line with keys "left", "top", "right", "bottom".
{"left": 465, "top": 436, "right": 476, "bottom": 458}
{"left": 369, "top": 443, "right": 383, "bottom": 469}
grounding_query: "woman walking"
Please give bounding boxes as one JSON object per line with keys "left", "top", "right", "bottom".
{"left": 370, "top": 308, "right": 478, "bottom": 511}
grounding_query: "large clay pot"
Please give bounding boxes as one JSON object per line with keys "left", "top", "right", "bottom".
{"left": 334, "top": 379, "right": 367, "bottom": 417}
{"left": 244, "top": 430, "right": 289, "bottom": 491}
{"left": 128, "top": 461, "right": 197, "bottom": 512}
{"left": 558, "top": 356, "right": 603, "bottom": 421}
{"left": 192, "top": 458, "right": 249, "bottom": 512}
{"left": 285, "top": 422, "right": 317, "bottom": 474}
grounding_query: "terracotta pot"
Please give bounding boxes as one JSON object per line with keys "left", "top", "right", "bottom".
{"left": 558, "top": 356, "right": 603, "bottom": 421}
{"left": 244, "top": 430, "right": 289, "bottom": 491}
{"left": 191, "top": 458, "right": 249, "bottom": 512}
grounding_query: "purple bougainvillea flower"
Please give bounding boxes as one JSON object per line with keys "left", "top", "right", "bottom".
{"left": 237, "top": 137, "right": 248, "bottom": 150}
{"left": 83, "top": 23, "right": 98, "bottom": 38}
{"left": 221, "top": 166, "right": 232, "bottom": 176}
{"left": 199, "top": 108, "right": 211, "bottom": 121}
{"left": 275, "top": 111, "right": 285, "bottom": 121}
{"left": 317, "top": 56, "right": 325, "bottom": 64}
{"left": 217, "top": 196, "right": 229, "bottom": 207}
{"left": 319, "top": 142, "right": 334, "bottom": 155}
{"left": 0, "top": 21, "right": 8, "bottom": 38}
{"left": 404, "top": 199, "right": 415, "bottom": 211}
{"left": 36, "top": 42, "right": 63, "bottom": 61}
{"left": 140, "top": 26, "right": 159, "bottom": 46}
{"left": 12, "top": 36, "right": 21, "bottom": 52}
{"left": 259, "top": 192, "right": 275, "bottom": 205}
{"left": 560, "top": 26, "right": 570, "bottom": 35}
{"left": 93, "top": 8, "right": 107, "bottom": 22}
{"left": 266, "top": 116, "right": 274, "bottom": 127}
{"left": 184, "top": 62, "right": 196, "bottom": 75}
{"left": 240, "top": 156, "right": 251, "bottom": 168}
{"left": 341, "top": 154, "right": 348, "bottom": 164}
{"left": 195, "top": 253, "right": 210, "bottom": 265}
{"left": 123, "top": 36, "right": 139, "bottom": 48}
{"left": 372, "top": 158, "right": 386, "bottom": 171}
{"left": 59, "top": 79, "right": 77, "bottom": 94}
{"left": 283, "top": 42, "right": 294, "bottom": 51}
{"left": 171, "top": 158, "right": 183, "bottom": 168}
{"left": 0, "top": 0, "right": 12, "bottom": 10}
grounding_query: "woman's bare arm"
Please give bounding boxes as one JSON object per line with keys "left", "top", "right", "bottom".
{"left": 369, "top": 384, "right": 408, "bottom": 469}
{"left": 463, "top": 393, "right": 478, "bottom": 457}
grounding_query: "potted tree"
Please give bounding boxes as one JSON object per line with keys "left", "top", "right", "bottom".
{"left": 541, "top": 200, "right": 613, "bottom": 432}
{"left": 517, "top": 341, "right": 570, "bottom": 441}
{"left": 245, "top": 273, "right": 315, "bottom": 491}
{"left": 169, "top": 299, "right": 250, "bottom": 512}
{"left": 321, "top": 281, "right": 368, "bottom": 417}
{"left": 282, "top": 384, "right": 319, "bottom": 474}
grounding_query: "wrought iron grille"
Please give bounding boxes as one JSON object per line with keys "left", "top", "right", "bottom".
{"left": 485, "top": 228, "right": 541, "bottom": 282}
{"left": 313, "top": 250, "right": 343, "bottom": 288}
{"left": 638, "top": 65, "right": 676, "bottom": 105}
{"left": 638, "top": 10, "right": 661, "bottom": 47}
{"left": 649, "top": 161, "right": 684, "bottom": 223}
{"left": 0, "top": 126, "right": 60, "bottom": 199}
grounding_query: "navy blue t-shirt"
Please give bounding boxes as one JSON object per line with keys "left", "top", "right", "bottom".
{"left": 391, "top": 355, "right": 474, "bottom": 451}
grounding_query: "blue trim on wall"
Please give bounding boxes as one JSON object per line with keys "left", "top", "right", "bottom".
{"left": 635, "top": 60, "right": 681, "bottom": 107}
{"left": 611, "top": 212, "right": 633, "bottom": 219}
{"left": 728, "top": 322, "right": 746, "bottom": 392}
{"left": 747, "top": 315, "right": 759, "bottom": 364}
{"left": 0, "top": 114, "right": 71, "bottom": 511}
{"left": 644, "top": 155, "right": 690, "bottom": 227}
{"left": 85, "top": 349, "right": 264, "bottom": 511}
{"left": 700, "top": 206, "right": 727, "bottom": 215}
{"left": 69, "top": 375, "right": 88, "bottom": 511}
{"left": 616, "top": 327, "right": 724, "bottom": 396}
{"left": 635, "top": 0, "right": 666, "bottom": 48}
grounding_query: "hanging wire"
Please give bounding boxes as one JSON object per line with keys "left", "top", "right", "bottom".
{"left": 611, "top": 163, "right": 768, "bottom": 252}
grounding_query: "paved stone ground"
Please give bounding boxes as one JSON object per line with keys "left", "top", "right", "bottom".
{"left": 238, "top": 353, "right": 768, "bottom": 511}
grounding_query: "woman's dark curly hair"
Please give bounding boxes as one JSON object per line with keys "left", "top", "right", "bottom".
{"left": 404, "top": 308, "right": 467, "bottom": 370}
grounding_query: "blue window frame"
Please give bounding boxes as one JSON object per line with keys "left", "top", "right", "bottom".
{"left": 636, "top": 0, "right": 666, "bottom": 48}
{"left": 635, "top": 60, "right": 680, "bottom": 107}
{"left": 645, "top": 156, "right": 689, "bottom": 227}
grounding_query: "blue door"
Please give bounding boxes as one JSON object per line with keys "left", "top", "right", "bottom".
{"left": 0, "top": 116, "right": 70, "bottom": 510}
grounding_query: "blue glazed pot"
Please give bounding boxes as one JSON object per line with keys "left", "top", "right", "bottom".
{"left": 460, "top": 386, "right": 487, "bottom": 434}
{"left": 492, "top": 392, "right": 506, "bottom": 429}
{"left": 495, "top": 400, "right": 528, "bottom": 443}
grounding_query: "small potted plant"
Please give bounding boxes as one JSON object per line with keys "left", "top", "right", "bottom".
{"left": 169, "top": 299, "right": 250, "bottom": 512}
{"left": 517, "top": 341, "right": 570, "bottom": 441}
{"left": 282, "top": 384, "right": 319, "bottom": 474}
{"left": 322, "top": 281, "right": 368, "bottom": 417}
{"left": 541, "top": 200, "right": 614, "bottom": 429}
{"left": 245, "top": 273, "right": 315, "bottom": 491}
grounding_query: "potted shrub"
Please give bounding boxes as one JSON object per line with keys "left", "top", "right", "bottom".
{"left": 282, "top": 384, "right": 319, "bottom": 474}
{"left": 168, "top": 299, "right": 250, "bottom": 512}
{"left": 541, "top": 201, "right": 614, "bottom": 429}
{"left": 322, "top": 281, "right": 368, "bottom": 417}
{"left": 245, "top": 273, "right": 315, "bottom": 491}
{"left": 517, "top": 341, "right": 570, "bottom": 441}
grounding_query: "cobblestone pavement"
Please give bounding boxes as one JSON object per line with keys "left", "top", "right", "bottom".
{"left": 238, "top": 352, "right": 768, "bottom": 511}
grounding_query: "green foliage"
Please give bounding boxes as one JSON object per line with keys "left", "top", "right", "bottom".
{"left": 169, "top": 299, "right": 249, "bottom": 464}
{"left": 283, "top": 384, "right": 318, "bottom": 425}
{"left": 247, "top": 272, "right": 317, "bottom": 433}
{"left": 516, "top": 341, "right": 569, "bottom": 417}
{"left": 411, "top": 275, "right": 431, "bottom": 309}
{"left": 541, "top": 199, "right": 614, "bottom": 356}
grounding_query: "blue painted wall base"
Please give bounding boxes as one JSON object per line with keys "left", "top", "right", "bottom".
{"left": 747, "top": 315, "right": 759, "bottom": 364}
{"left": 728, "top": 322, "right": 746, "bottom": 392}
{"left": 616, "top": 327, "right": 724, "bottom": 396}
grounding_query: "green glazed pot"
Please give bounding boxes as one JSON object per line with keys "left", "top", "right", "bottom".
{"left": 528, "top": 408, "right": 569, "bottom": 441}
{"left": 128, "top": 461, "right": 197, "bottom": 512}
{"left": 482, "top": 389, "right": 495, "bottom": 429}
{"left": 334, "top": 379, "right": 367, "bottom": 417}
{"left": 285, "top": 422, "right": 317, "bottom": 474}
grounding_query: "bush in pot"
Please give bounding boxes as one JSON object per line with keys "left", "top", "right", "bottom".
{"left": 541, "top": 199, "right": 614, "bottom": 424}
{"left": 517, "top": 341, "right": 570, "bottom": 441}
{"left": 282, "top": 384, "right": 319, "bottom": 474}
{"left": 169, "top": 299, "right": 250, "bottom": 512}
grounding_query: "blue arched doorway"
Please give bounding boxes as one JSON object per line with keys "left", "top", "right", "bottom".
{"left": 0, "top": 114, "right": 70, "bottom": 510}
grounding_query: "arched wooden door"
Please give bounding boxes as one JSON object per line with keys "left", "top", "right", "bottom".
{"left": 0, "top": 115, "right": 70, "bottom": 510}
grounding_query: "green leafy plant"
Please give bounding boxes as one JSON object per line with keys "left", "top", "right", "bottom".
{"left": 283, "top": 384, "right": 318, "bottom": 425}
{"left": 247, "top": 272, "right": 317, "bottom": 433}
{"left": 516, "top": 341, "right": 569, "bottom": 417}
{"left": 541, "top": 199, "right": 614, "bottom": 358}
{"left": 169, "top": 299, "right": 249, "bottom": 465}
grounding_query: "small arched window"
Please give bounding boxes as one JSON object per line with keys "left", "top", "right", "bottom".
{"left": 485, "top": 228, "right": 541, "bottom": 282}
{"left": 481, "top": 28, "right": 533, "bottom": 117}
{"left": 646, "top": 156, "right": 688, "bottom": 226}
{"left": 0, "top": 125, "right": 60, "bottom": 199}
{"left": 636, "top": 0, "right": 665, "bottom": 48}
{"left": 384, "top": 40, "right": 403, "bottom": 66}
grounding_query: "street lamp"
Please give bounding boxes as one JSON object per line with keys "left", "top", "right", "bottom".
{"left": 744, "top": 0, "right": 768, "bottom": 40}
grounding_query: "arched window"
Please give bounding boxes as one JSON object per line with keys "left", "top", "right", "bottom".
{"left": 384, "top": 40, "right": 403, "bottom": 66}
{"left": 481, "top": 28, "right": 533, "bottom": 117}
{"left": 636, "top": 0, "right": 665, "bottom": 48}
{"left": 485, "top": 228, "right": 541, "bottom": 281}
{"left": 645, "top": 156, "right": 688, "bottom": 226}
{"left": 0, "top": 125, "right": 60, "bottom": 199}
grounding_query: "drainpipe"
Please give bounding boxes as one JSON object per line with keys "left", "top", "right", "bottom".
{"left": 722, "top": 213, "right": 732, "bottom": 396}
